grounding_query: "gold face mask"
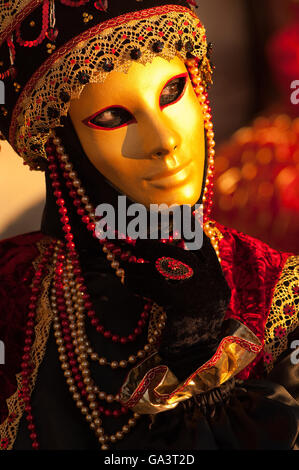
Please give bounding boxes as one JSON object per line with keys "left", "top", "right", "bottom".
{"left": 69, "top": 56, "right": 205, "bottom": 208}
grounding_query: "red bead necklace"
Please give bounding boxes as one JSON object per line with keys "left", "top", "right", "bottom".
{"left": 19, "top": 240, "right": 56, "bottom": 450}
{"left": 51, "top": 142, "right": 154, "bottom": 343}
{"left": 19, "top": 142, "right": 166, "bottom": 449}
{"left": 17, "top": 58, "right": 217, "bottom": 450}
{"left": 49, "top": 239, "right": 165, "bottom": 448}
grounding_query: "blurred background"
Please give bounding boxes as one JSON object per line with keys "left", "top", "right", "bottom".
{"left": 0, "top": 0, "right": 298, "bottom": 252}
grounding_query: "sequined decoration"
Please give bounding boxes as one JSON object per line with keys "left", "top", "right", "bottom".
{"left": 155, "top": 257, "right": 194, "bottom": 280}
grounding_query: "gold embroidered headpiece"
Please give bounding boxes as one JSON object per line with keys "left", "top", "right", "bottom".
{"left": 0, "top": 0, "right": 213, "bottom": 170}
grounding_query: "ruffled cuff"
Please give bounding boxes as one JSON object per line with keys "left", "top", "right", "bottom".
{"left": 120, "top": 319, "right": 262, "bottom": 414}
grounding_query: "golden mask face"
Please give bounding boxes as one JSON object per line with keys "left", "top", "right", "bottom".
{"left": 69, "top": 56, "right": 205, "bottom": 208}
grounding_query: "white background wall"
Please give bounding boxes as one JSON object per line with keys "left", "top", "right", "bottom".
{"left": 0, "top": 140, "right": 45, "bottom": 240}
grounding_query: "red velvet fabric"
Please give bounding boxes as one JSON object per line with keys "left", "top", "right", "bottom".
{"left": 0, "top": 226, "right": 291, "bottom": 424}
{"left": 0, "top": 232, "right": 44, "bottom": 424}
{"left": 215, "top": 221, "right": 291, "bottom": 380}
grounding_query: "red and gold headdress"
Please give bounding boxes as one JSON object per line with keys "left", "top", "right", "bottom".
{"left": 0, "top": 0, "right": 213, "bottom": 170}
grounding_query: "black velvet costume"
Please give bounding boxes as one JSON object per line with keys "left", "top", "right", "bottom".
{"left": 13, "top": 117, "right": 299, "bottom": 450}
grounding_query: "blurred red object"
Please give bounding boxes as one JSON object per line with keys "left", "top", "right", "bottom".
{"left": 212, "top": 115, "right": 299, "bottom": 254}
{"left": 268, "top": 2, "right": 299, "bottom": 115}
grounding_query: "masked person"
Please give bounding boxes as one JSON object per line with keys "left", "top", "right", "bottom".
{"left": 0, "top": 0, "right": 298, "bottom": 451}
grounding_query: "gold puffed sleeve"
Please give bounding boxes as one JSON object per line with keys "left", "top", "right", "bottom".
{"left": 120, "top": 319, "right": 262, "bottom": 415}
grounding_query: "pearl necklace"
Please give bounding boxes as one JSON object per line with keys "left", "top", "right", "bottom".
{"left": 50, "top": 242, "right": 166, "bottom": 449}
{"left": 18, "top": 57, "right": 219, "bottom": 450}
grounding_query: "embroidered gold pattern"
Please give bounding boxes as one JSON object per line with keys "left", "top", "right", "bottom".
{"left": 264, "top": 255, "right": 299, "bottom": 373}
{"left": 0, "top": 236, "right": 54, "bottom": 451}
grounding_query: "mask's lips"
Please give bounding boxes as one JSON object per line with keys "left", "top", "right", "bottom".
{"left": 144, "top": 158, "right": 193, "bottom": 181}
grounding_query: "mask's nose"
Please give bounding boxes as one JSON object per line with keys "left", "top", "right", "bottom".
{"left": 150, "top": 134, "right": 179, "bottom": 160}
{"left": 138, "top": 110, "right": 182, "bottom": 162}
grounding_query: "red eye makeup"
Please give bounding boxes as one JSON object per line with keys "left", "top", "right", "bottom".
{"left": 82, "top": 105, "right": 136, "bottom": 131}
{"left": 159, "top": 73, "right": 188, "bottom": 109}
{"left": 82, "top": 73, "right": 188, "bottom": 130}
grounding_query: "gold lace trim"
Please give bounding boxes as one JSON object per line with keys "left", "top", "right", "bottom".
{"left": 11, "top": 7, "right": 211, "bottom": 170}
{"left": 147, "top": 302, "right": 166, "bottom": 343}
{"left": 264, "top": 255, "right": 299, "bottom": 373}
{"left": 0, "top": 236, "right": 55, "bottom": 450}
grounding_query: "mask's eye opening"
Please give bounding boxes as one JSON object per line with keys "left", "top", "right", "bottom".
{"left": 83, "top": 106, "right": 136, "bottom": 130}
{"left": 159, "top": 74, "right": 188, "bottom": 109}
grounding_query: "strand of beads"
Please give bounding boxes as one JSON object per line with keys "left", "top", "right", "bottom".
{"left": 63, "top": 251, "right": 165, "bottom": 370}
{"left": 51, "top": 242, "right": 142, "bottom": 449}
{"left": 45, "top": 142, "right": 167, "bottom": 449}
{"left": 50, "top": 136, "right": 155, "bottom": 341}
{"left": 64, "top": 249, "right": 166, "bottom": 368}
{"left": 86, "top": 301, "right": 151, "bottom": 344}
{"left": 51, "top": 243, "right": 107, "bottom": 446}
{"left": 20, "top": 239, "right": 56, "bottom": 450}
{"left": 61, "top": 248, "right": 164, "bottom": 416}
{"left": 0, "top": 66, "right": 14, "bottom": 80}
{"left": 186, "top": 57, "right": 215, "bottom": 225}
{"left": 46, "top": 142, "right": 146, "bottom": 347}
{"left": 52, "top": 134, "right": 179, "bottom": 256}
{"left": 52, "top": 134, "right": 183, "bottom": 268}
{"left": 60, "top": 0, "right": 90, "bottom": 6}
{"left": 186, "top": 58, "right": 221, "bottom": 262}
{"left": 48, "top": 138, "right": 158, "bottom": 345}
{"left": 53, "top": 136, "right": 129, "bottom": 283}
{"left": 60, "top": 259, "right": 126, "bottom": 418}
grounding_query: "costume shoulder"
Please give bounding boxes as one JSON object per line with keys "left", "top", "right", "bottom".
{"left": 0, "top": 232, "right": 46, "bottom": 425}
{"left": 212, "top": 220, "right": 298, "bottom": 379}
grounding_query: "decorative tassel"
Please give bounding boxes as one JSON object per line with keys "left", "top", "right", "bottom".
{"left": 186, "top": 0, "right": 198, "bottom": 7}
{"left": 0, "top": 35, "right": 17, "bottom": 81}
{"left": 94, "top": 0, "right": 108, "bottom": 11}
{"left": 46, "top": 0, "right": 59, "bottom": 42}
{"left": 7, "top": 35, "right": 16, "bottom": 65}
